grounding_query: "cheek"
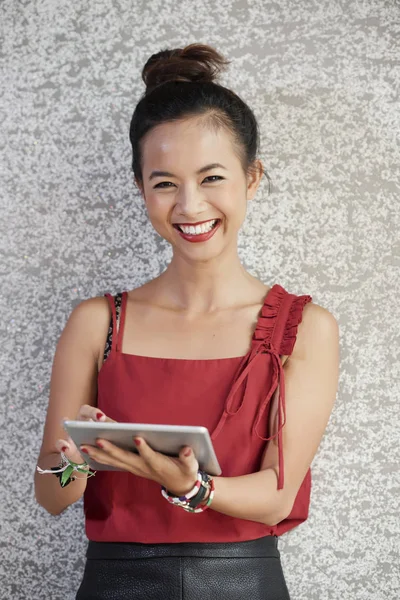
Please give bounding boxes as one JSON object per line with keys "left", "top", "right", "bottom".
{"left": 145, "top": 196, "right": 171, "bottom": 225}
{"left": 218, "top": 194, "right": 247, "bottom": 226}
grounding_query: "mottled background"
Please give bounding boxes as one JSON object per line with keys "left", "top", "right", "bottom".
{"left": 1, "top": 0, "right": 399, "bottom": 598}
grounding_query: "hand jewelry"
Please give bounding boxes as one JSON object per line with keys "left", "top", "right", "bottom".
{"left": 37, "top": 452, "right": 96, "bottom": 487}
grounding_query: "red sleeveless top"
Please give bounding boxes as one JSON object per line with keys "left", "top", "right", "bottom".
{"left": 83, "top": 283, "right": 313, "bottom": 543}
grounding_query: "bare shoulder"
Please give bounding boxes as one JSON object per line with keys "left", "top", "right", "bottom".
{"left": 69, "top": 295, "right": 114, "bottom": 365}
{"left": 302, "top": 301, "right": 339, "bottom": 335}
{"left": 291, "top": 300, "right": 339, "bottom": 362}
{"left": 73, "top": 295, "right": 111, "bottom": 332}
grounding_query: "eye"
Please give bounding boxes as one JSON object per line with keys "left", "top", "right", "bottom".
{"left": 204, "top": 175, "right": 224, "bottom": 183}
{"left": 153, "top": 181, "right": 174, "bottom": 189}
{"left": 153, "top": 175, "right": 225, "bottom": 189}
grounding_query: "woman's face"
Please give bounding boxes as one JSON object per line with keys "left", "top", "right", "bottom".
{"left": 136, "top": 116, "right": 262, "bottom": 262}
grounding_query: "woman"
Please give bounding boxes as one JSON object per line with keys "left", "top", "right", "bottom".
{"left": 35, "top": 43, "right": 340, "bottom": 600}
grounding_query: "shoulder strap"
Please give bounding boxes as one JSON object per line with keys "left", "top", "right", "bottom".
{"left": 104, "top": 292, "right": 126, "bottom": 354}
{"left": 269, "top": 286, "right": 313, "bottom": 357}
{"left": 116, "top": 291, "right": 128, "bottom": 353}
{"left": 104, "top": 293, "right": 118, "bottom": 354}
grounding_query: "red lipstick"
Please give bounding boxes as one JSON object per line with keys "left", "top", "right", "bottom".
{"left": 173, "top": 219, "right": 221, "bottom": 243}
{"left": 174, "top": 219, "right": 218, "bottom": 226}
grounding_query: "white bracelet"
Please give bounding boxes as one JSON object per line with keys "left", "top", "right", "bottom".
{"left": 161, "top": 470, "right": 203, "bottom": 502}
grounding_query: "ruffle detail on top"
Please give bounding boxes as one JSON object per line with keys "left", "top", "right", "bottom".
{"left": 252, "top": 284, "right": 288, "bottom": 353}
{"left": 279, "top": 293, "right": 313, "bottom": 356}
{"left": 252, "top": 284, "right": 312, "bottom": 355}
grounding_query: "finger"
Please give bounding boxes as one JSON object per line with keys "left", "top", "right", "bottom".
{"left": 77, "top": 405, "right": 106, "bottom": 422}
{"left": 178, "top": 446, "right": 199, "bottom": 473}
{"left": 82, "top": 407, "right": 117, "bottom": 423}
{"left": 80, "top": 439, "right": 148, "bottom": 476}
{"left": 55, "top": 439, "right": 69, "bottom": 453}
{"left": 94, "top": 410, "right": 117, "bottom": 423}
{"left": 133, "top": 437, "right": 158, "bottom": 465}
{"left": 55, "top": 438, "right": 86, "bottom": 464}
{"left": 61, "top": 406, "right": 116, "bottom": 426}
{"left": 80, "top": 444, "right": 128, "bottom": 470}
{"left": 60, "top": 411, "right": 95, "bottom": 426}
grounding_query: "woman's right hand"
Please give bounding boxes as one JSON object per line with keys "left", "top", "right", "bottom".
{"left": 55, "top": 405, "right": 117, "bottom": 465}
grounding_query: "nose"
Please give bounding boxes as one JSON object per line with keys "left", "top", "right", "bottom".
{"left": 175, "top": 183, "right": 208, "bottom": 218}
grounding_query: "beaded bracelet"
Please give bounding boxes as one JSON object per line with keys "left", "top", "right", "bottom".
{"left": 161, "top": 470, "right": 215, "bottom": 513}
{"left": 185, "top": 476, "right": 215, "bottom": 513}
{"left": 188, "top": 480, "right": 209, "bottom": 508}
{"left": 161, "top": 470, "right": 203, "bottom": 503}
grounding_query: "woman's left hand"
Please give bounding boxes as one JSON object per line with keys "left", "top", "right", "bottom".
{"left": 80, "top": 437, "right": 200, "bottom": 496}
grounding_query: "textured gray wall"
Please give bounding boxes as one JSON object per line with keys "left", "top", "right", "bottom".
{"left": 1, "top": 1, "right": 399, "bottom": 599}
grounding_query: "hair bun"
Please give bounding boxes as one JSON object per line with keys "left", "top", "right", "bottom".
{"left": 142, "top": 43, "right": 230, "bottom": 94}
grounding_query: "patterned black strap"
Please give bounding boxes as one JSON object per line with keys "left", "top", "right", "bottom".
{"left": 103, "top": 292, "right": 123, "bottom": 363}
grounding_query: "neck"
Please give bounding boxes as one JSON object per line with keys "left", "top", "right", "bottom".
{"left": 155, "top": 248, "right": 262, "bottom": 314}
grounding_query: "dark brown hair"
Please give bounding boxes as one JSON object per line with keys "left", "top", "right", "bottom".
{"left": 129, "top": 43, "right": 270, "bottom": 190}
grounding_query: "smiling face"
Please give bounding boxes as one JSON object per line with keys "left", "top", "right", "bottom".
{"left": 136, "top": 115, "right": 262, "bottom": 262}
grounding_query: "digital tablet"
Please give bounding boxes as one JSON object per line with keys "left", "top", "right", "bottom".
{"left": 63, "top": 421, "right": 222, "bottom": 476}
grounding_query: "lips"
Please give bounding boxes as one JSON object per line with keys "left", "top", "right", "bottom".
{"left": 173, "top": 219, "right": 222, "bottom": 243}
{"left": 173, "top": 218, "right": 219, "bottom": 231}
{"left": 173, "top": 219, "right": 218, "bottom": 226}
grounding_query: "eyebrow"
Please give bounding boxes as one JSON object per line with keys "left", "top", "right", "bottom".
{"left": 149, "top": 163, "right": 227, "bottom": 181}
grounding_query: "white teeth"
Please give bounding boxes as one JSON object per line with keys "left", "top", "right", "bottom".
{"left": 178, "top": 219, "right": 218, "bottom": 235}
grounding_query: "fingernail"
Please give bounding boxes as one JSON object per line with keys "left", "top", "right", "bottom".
{"left": 96, "top": 441, "right": 104, "bottom": 449}
{"left": 80, "top": 447, "right": 89, "bottom": 454}
{"left": 96, "top": 412, "right": 105, "bottom": 420}
{"left": 184, "top": 448, "right": 191, "bottom": 457}
{"left": 61, "top": 446, "right": 68, "bottom": 452}
{"left": 134, "top": 438, "right": 141, "bottom": 446}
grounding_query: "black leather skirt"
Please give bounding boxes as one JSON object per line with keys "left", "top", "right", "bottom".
{"left": 75, "top": 535, "right": 291, "bottom": 600}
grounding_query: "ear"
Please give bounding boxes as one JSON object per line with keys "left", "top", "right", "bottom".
{"left": 246, "top": 160, "right": 264, "bottom": 201}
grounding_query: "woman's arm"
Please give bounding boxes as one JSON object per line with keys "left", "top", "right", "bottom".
{"left": 34, "top": 298, "right": 106, "bottom": 515}
{"left": 202, "top": 303, "right": 340, "bottom": 526}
